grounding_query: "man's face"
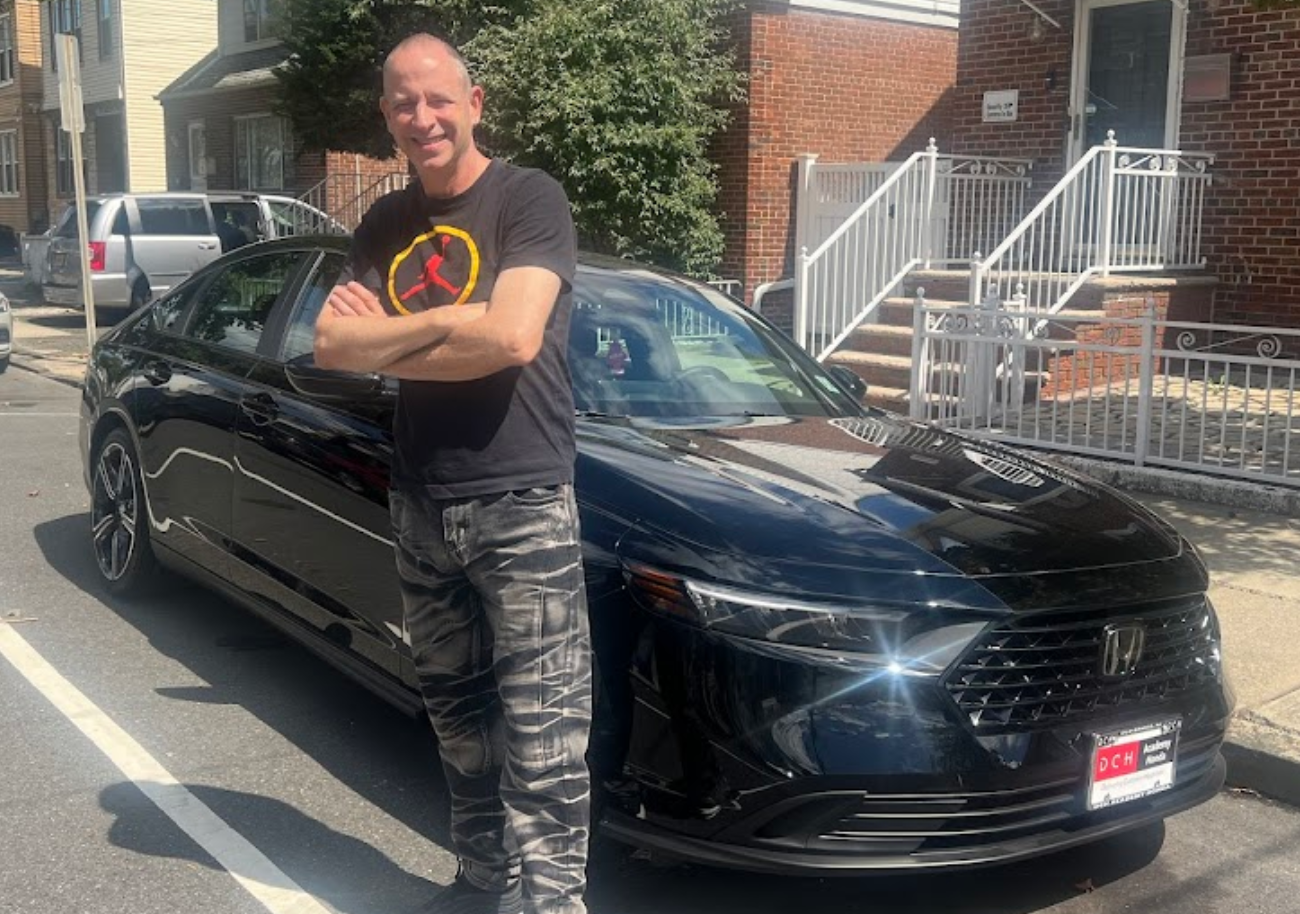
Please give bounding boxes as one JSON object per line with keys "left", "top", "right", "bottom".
{"left": 381, "top": 44, "right": 483, "bottom": 180}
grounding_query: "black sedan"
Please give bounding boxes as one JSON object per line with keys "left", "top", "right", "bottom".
{"left": 80, "top": 236, "right": 1231, "bottom": 874}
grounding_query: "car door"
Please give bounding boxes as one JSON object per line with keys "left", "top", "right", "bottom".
{"left": 232, "top": 250, "right": 406, "bottom": 679}
{"left": 130, "top": 196, "right": 223, "bottom": 295}
{"left": 126, "top": 253, "right": 296, "bottom": 576}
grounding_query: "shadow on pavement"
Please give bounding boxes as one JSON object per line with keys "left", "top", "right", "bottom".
{"left": 39, "top": 512, "right": 1175, "bottom": 914}
{"left": 100, "top": 781, "right": 443, "bottom": 914}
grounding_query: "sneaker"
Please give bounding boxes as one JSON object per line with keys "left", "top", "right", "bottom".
{"left": 427, "top": 874, "right": 524, "bottom": 914}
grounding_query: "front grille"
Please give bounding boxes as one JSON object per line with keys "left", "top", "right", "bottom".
{"left": 944, "top": 599, "right": 1219, "bottom": 732}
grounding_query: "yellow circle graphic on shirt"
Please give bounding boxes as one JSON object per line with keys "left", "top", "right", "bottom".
{"left": 386, "top": 225, "right": 481, "bottom": 315}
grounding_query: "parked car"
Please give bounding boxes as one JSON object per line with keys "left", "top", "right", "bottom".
{"left": 79, "top": 236, "right": 1230, "bottom": 874}
{"left": 42, "top": 191, "right": 345, "bottom": 312}
{"left": 0, "top": 292, "right": 11, "bottom": 372}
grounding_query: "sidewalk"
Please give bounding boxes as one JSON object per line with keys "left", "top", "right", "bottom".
{"left": 7, "top": 332, "right": 1300, "bottom": 808}
{"left": 1132, "top": 493, "right": 1300, "bottom": 808}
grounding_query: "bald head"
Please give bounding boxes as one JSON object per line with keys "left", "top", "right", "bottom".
{"left": 383, "top": 33, "right": 473, "bottom": 96}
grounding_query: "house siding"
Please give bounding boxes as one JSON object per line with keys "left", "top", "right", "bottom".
{"left": 954, "top": 0, "right": 1300, "bottom": 327}
{"left": 716, "top": 1, "right": 956, "bottom": 299}
{"left": 119, "top": 0, "right": 218, "bottom": 192}
{"left": 40, "top": 0, "right": 123, "bottom": 109}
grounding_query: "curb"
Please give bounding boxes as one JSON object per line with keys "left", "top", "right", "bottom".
{"left": 10, "top": 352, "right": 84, "bottom": 389}
{"left": 1223, "top": 715, "right": 1300, "bottom": 809}
{"left": 1053, "top": 454, "right": 1300, "bottom": 519}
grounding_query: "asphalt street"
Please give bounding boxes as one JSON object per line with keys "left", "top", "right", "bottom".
{"left": 2, "top": 366, "right": 1299, "bottom": 914}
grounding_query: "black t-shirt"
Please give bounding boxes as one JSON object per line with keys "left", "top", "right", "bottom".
{"left": 341, "top": 161, "right": 578, "bottom": 497}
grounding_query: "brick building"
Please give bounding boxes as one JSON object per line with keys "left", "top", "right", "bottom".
{"left": 159, "top": 0, "right": 399, "bottom": 215}
{"left": 951, "top": 0, "right": 1300, "bottom": 328}
{"left": 714, "top": 0, "right": 959, "bottom": 299}
{"left": 0, "top": 1, "right": 48, "bottom": 247}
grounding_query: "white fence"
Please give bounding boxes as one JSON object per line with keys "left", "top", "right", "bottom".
{"left": 973, "top": 133, "right": 1213, "bottom": 319}
{"left": 793, "top": 143, "right": 1033, "bottom": 360}
{"left": 911, "top": 297, "right": 1300, "bottom": 488}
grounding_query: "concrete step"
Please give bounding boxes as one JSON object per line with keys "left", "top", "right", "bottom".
{"left": 827, "top": 350, "right": 913, "bottom": 390}
{"left": 843, "top": 322, "right": 915, "bottom": 357}
{"left": 878, "top": 296, "right": 967, "bottom": 327}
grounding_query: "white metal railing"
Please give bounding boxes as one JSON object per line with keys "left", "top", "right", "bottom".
{"left": 297, "top": 171, "right": 409, "bottom": 232}
{"left": 911, "top": 298, "right": 1300, "bottom": 488}
{"left": 793, "top": 142, "right": 1032, "bottom": 361}
{"left": 972, "top": 132, "right": 1213, "bottom": 318}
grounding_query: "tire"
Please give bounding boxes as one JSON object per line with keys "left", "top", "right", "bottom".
{"left": 90, "top": 427, "right": 159, "bottom": 595}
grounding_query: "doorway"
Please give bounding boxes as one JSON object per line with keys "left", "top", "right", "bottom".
{"left": 1070, "top": 0, "right": 1185, "bottom": 160}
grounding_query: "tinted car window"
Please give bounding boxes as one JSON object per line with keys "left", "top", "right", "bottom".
{"left": 53, "top": 201, "right": 102, "bottom": 238}
{"left": 137, "top": 198, "right": 211, "bottom": 236}
{"left": 570, "top": 273, "right": 858, "bottom": 418}
{"left": 151, "top": 286, "right": 194, "bottom": 335}
{"left": 281, "top": 253, "right": 345, "bottom": 361}
{"left": 185, "top": 252, "right": 307, "bottom": 356}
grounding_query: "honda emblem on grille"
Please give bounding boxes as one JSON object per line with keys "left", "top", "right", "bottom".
{"left": 1101, "top": 623, "right": 1147, "bottom": 678}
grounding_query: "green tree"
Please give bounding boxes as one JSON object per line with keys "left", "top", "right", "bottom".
{"left": 274, "top": 0, "right": 743, "bottom": 277}
{"left": 468, "top": 0, "right": 743, "bottom": 276}
{"left": 275, "top": 1, "right": 524, "bottom": 158}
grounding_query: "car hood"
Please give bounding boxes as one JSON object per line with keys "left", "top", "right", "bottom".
{"left": 575, "top": 413, "right": 1204, "bottom": 611}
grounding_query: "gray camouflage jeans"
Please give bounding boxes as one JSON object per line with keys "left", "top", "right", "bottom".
{"left": 390, "top": 483, "right": 592, "bottom": 914}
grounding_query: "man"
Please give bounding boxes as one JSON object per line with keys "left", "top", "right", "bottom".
{"left": 314, "top": 34, "right": 591, "bottom": 914}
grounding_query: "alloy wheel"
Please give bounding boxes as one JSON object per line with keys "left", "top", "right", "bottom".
{"left": 91, "top": 441, "right": 139, "bottom": 582}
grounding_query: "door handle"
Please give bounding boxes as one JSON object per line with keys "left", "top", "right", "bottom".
{"left": 141, "top": 360, "right": 171, "bottom": 385}
{"left": 198, "top": 241, "right": 218, "bottom": 250}
{"left": 240, "top": 392, "right": 278, "bottom": 426}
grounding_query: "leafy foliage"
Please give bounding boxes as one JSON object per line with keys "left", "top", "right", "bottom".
{"left": 274, "top": 0, "right": 743, "bottom": 276}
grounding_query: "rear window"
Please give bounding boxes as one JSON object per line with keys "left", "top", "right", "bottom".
{"left": 53, "top": 201, "right": 103, "bottom": 238}
{"left": 137, "top": 198, "right": 211, "bottom": 236}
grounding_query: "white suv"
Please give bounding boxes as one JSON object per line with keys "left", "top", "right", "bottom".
{"left": 0, "top": 293, "right": 11, "bottom": 373}
{"left": 40, "top": 192, "right": 344, "bottom": 311}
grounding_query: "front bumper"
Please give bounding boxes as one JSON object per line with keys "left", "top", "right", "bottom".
{"left": 600, "top": 604, "right": 1231, "bottom": 874}
{"left": 601, "top": 749, "right": 1225, "bottom": 874}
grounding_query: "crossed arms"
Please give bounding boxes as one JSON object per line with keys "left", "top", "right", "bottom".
{"left": 312, "top": 266, "right": 562, "bottom": 382}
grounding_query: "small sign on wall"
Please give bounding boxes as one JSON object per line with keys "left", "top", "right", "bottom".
{"left": 983, "top": 89, "right": 1020, "bottom": 124}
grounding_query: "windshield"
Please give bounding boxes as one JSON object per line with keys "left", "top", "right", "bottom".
{"left": 568, "top": 267, "right": 862, "bottom": 419}
{"left": 53, "top": 201, "right": 103, "bottom": 239}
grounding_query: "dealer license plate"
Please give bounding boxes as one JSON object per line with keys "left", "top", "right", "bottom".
{"left": 1087, "top": 718, "right": 1181, "bottom": 811}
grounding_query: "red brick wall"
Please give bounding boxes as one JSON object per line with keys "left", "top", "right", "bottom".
{"left": 716, "top": 3, "right": 957, "bottom": 298}
{"left": 1181, "top": 1, "right": 1300, "bottom": 327}
{"left": 954, "top": 0, "right": 1300, "bottom": 329}
{"left": 950, "top": 0, "right": 1074, "bottom": 193}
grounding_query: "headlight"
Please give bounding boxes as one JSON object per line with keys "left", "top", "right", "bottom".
{"left": 624, "top": 563, "right": 990, "bottom": 676}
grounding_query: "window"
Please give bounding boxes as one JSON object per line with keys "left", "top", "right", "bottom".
{"left": 0, "top": 131, "right": 18, "bottom": 196}
{"left": 235, "top": 114, "right": 288, "bottom": 191}
{"left": 136, "top": 198, "right": 211, "bottom": 236}
{"left": 0, "top": 15, "right": 14, "bottom": 84}
{"left": 186, "top": 252, "right": 306, "bottom": 356}
{"left": 243, "top": 0, "right": 279, "bottom": 43}
{"left": 282, "top": 254, "right": 344, "bottom": 362}
{"left": 50, "top": 0, "right": 82, "bottom": 72}
{"left": 56, "top": 130, "right": 73, "bottom": 196}
{"left": 98, "top": 0, "right": 115, "bottom": 59}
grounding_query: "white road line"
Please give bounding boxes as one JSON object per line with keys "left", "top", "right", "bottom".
{"left": 0, "top": 623, "right": 333, "bottom": 914}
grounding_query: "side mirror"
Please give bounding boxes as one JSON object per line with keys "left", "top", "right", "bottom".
{"left": 827, "top": 364, "right": 868, "bottom": 400}
{"left": 285, "top": 354, "right": 394, "bottom": 400}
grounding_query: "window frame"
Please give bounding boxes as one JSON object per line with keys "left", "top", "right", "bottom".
{"left": 0, "top": 130, "right": 19, "bottom": 197}
{"left": 234, "top": 113, "right": 288, "bottom": 191}
{"left": 0, "top": 14, "right": 15, "bottom": 85}
{"left": 243, "top": 0, "right": 278, "bottom": 43}
{"left": 50, "top": 0, "right": 83, "bottom": 72}
{"left": 98, "top": 0, "right": 116, "bottom": 60}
